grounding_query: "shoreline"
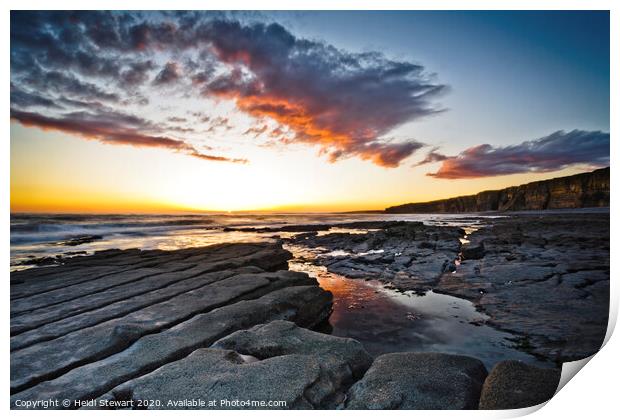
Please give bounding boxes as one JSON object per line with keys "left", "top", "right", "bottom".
{"left": 10, "top": 213, "right": 609, "bottom": 409}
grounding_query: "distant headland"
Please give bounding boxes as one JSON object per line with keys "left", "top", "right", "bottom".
{"left": 385, "top": 167, "right": 609, "bottom": 214}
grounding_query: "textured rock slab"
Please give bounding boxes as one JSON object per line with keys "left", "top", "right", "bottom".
{"left": 11, "top": 270, "right": 314, "bottom": 393}
{"left": 11, "top": 285, "right": 332, "bottom": 407}
{"left": 10, "top": 267, "right": 262, "bottom": 350}
{"left": 11, "top": 265, "right": 136, "bottom": 299}
{"left": 345, "top": 352, "right": 487, "bottom": 409}
{"left": 10, "top": 242, "right": 290, "bottom": 300}
{"left": 479, "top": 360, "right": 561, "bottom": 409}
{"left": 108, "top": 349, "right": 327, "bottom": 409}
{"left": 212, "top": 320, "right": 373, "bottom": 406}
{"left": 11, "top": 267, "right": 168, "bottom": 315}
{"left": 290, "top": 222, "right": 463, "bottom": 291}
{"left": 11, "top": 262, "right": 265, "bottom": 336}
{"left": 11, "top": 241, "right": 337, "bottom": 406}
{"left": 435, "top": 214, "right": 609, "bottom": 362}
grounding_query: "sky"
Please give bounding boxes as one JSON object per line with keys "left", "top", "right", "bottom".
{"left": 10, "top": 11, "right": 610, "bottom": 213}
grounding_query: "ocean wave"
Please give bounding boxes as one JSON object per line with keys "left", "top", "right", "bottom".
{"left": 9, "top": 215, "right": 216, "bottom": 245}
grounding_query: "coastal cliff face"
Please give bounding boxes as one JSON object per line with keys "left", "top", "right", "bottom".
{"left": 385, "top": 167, "right": 609, "bottom": 213}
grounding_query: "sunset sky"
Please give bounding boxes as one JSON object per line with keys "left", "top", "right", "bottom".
{"left": 10, "top": 11, "right": 610, "bottom": 213}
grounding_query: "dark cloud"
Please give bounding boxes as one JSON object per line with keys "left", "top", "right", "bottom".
{"left": 10, "top": 84, "right": 60, "bottom": 109}
{"left": 10, "top": 108, "right": 246, "bottom": 164}
{"left": 153, "top": 62, "right": 181, "bottom": 85}
{"left": 413, "top": 147, "right": 449, "bottom": 167}
{"left": 120, "top": 60, "right": 156, "bottom": 87}
{"left": 22, "top": 68, "right": 121, "bottom": 103}
{"left": 57, "top": 97, "right": 106, "bottom": 110}
{"left": 11, "top": 11, "right": 127, "bottom": 81}
{"left": 190, "top": 70, "right": 213, "bottom": 85}
{"left": 10, "top": 11, "right": 445, "bottom": 167}
{"left": 344, "top": 141, "right": 426, "bottom": 168}
{"left": 187, "top": 53, "right": 218, "bottom": 85}
{"left": 427, "top": 130, "right": 609, "bottom": 179}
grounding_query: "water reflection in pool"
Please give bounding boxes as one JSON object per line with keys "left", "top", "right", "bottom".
{"left": 289, "top": 258, "right": 551, "bottom": 370}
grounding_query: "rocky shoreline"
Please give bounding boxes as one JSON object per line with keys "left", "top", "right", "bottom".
{"left": 10, "top": 213, "right": 609, "bottom": 409}
{"left": 284, "top": 213, "right": 609, "bottom": 364}
{"left": 285, "top": 221, "right": 464, "bottom": 291}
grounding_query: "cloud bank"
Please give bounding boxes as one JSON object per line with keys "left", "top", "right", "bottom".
{"left": 195, "top": 20, "right": 443, "bottom": 167}
{"left": 10, "top": 11, "right": 445, "bottom": 167}
{"left": 425, "top": 130, "right": 609, "bottom": 179}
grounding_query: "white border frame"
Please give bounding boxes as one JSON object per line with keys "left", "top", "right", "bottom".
{"left": 3, "top": 2, "right": 617, "bottom": 419}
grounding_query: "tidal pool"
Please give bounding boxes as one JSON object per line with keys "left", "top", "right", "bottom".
{"left": 289, "top": 258, "right": 551, "bottom": 370}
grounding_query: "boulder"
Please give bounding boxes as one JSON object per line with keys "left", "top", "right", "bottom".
{"left": 478, "top": 360, "right": 561, "bottom": 409}
{"left": 212, "top": 320, "right": 373, "bottom": 406}
{"left": 345, "top": 352, "right": 488, "bottom": 409}
{"left": 461, "top": 242, "right": 485, "bottom": 260}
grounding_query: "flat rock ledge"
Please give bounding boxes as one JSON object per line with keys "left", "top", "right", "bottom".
{"left": 436, "top": 213, "right": 609, "bottom": 362}
{"left": 101, "top": 320, "right": 373, "bottom": 409}
{"left": 10, "top": 243, "right": 332, "bottom": 407}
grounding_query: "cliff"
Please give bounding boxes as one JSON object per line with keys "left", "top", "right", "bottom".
{"left": 385, "top": 167, "right": 610, "bottom": 213}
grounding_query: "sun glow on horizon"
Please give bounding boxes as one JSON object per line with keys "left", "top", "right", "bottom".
{"left": 10, "top": 12, "right": 609, "bottom": 215}
{"left": 10, "top": 123, "right": 594, "bottom": 215}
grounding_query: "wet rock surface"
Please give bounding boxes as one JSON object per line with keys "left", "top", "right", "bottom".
{"left": 288, "top": 222, "right": 464, "bottom": 291}
{"left": 436, "top": 213, "right": 609, "bottom": 363}
{"left": 345, "top": 352, "right": 488, "bottom": 409}
{"left": 285, "top": 214, "right": 608, "bottom": 364}
{"left": 479, "top": 360, "right": 561, "bottom": 409}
